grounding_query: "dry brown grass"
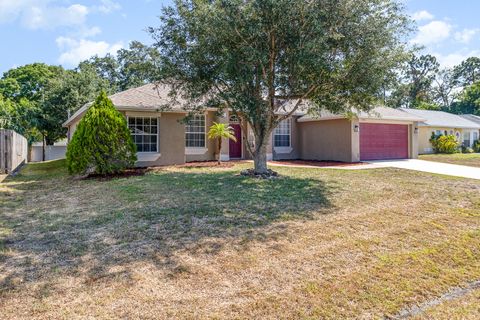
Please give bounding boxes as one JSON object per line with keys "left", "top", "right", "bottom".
{"left": 1, "top": 160, "right": 479, "bottom": 319}
{"left": 411, "top": 287, "right": 480, "bottom": 319}
{"left": 419, "top": 153, "right": 480, "bottom": 167}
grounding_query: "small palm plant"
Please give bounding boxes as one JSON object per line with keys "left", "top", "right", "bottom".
{"left": 208, "top": 122, "right": 237, "bottom": 164}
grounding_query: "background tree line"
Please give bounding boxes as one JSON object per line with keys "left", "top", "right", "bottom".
{"left": 385, "top": 54, "right": 480, "bottom": 115}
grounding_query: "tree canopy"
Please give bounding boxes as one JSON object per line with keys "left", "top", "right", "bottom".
{"left": 79, "top": 41, "right": 161, "bottom": 92}
{"left": 0, "top": 62, "right": 112, "bottom": 146}
{"left": 150, "top": 0, "right": 412, "bottom": 173}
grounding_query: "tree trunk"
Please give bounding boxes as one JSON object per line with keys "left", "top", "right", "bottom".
{"left": 42, "top": 135, "right": 46, "bottom": 162}
{"left": 217, "top": 137, "right": 222, "bottom": 165}
{"left": 252, "top": 133, "right": 270, "bottom": 174}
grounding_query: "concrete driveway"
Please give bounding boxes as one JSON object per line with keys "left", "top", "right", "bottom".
{"left": 367, "top": 159, "right": 480, "bottom": 180}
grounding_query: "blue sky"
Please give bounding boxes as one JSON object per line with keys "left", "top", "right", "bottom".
{"left": 0, "top": 0, "right": 479, "bottom": 74}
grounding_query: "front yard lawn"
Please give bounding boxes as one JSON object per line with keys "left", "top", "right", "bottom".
{"left": 412, "top": 287, "right": 480, "bottom": 319}
{"left": 420, "top": 153, "right": 480, "bottom": 168}
{"left": 1, "top": 160, "right": 480, "bottom": 319}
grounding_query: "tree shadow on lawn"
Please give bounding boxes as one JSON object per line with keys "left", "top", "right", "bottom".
{"left": 0, "top": 165, "right": 337, "bottom": 297}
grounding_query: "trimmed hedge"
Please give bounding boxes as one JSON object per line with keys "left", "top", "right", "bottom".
{"left": 66, "top": 91, "right": 137, "bottom": 175}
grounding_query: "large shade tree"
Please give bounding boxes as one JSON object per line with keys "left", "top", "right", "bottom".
{"left": 0, "top": 63, "right": 64, "bottom": 158}
{"left": 388, "top": 54, "right": 440, "bottom": 108}
{"left": 150, "top": 0, "right": 411, "bottom": 173}
{"left": 79, "top": 41, "right": 161, "bottom": 92}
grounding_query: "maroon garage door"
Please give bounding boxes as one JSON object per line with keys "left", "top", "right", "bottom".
{"left": 360, "top": 123, "right": 408, "bottom": 161}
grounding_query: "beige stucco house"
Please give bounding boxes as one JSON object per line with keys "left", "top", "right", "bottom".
{"left": 400, "top": 109, "right": 480, "bottom": 154}
{"left": 63, "top": 84, "right": 424, "bottom": 166}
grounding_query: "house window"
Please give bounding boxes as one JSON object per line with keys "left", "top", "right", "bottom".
{"left": 274, "top": 118, "right": 291, "bottom": 147}
{"left": 186, "top": 114, "right": 206, "bottom": 147}
{"left": 435, "top": 130, "right": 442, "bottom": 136}
{"left": 128, "top": 117, "right": 158, "bottom": 152}
{"left": 473, "top": 131, "right": 479, "bottom": 141}
{"left": 463, "top": 131, "right": 471, "bottom": 147}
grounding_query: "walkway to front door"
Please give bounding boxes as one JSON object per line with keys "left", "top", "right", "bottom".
{"left": 229, "top": 124, "right": 242, "bottom": 158}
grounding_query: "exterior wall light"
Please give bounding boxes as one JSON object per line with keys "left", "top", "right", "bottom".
{"left": 353, "top": 124, "right": 359, "bottom": 132}
{"left": 414, "top": 127, "right": 419, "bottom": 134}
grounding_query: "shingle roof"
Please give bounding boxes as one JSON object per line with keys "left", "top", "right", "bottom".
{"left": 298, "top": 106, "right": 424, "bottom": 122}
{"left": 400, "top": 108, "right": 480, "bottom": 129}
{"left": 63, "top": 83, "right": 194, "bottom": 126}
{"left": 460, "top": 114, "right": 480, "bottom": 126}
{"left": 64, "top": 83, "right": 425, "bottom": 127}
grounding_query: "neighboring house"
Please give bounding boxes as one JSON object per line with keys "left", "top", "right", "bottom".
{"left": 401, "top": 108, "right": 480, "bottom": 154}
{"left": 63, "top": 84, "right": 423, "bottom": 166}
{"left": 460, "top": 114, "right": 480, "bottom": 124}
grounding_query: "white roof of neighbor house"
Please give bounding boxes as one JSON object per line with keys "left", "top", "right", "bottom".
{"left": 460, "top": 114, "right": 480, "bottom": 126}
{"left": 63, "top": 83, "right": 198, "bottom": 127}
{"left": 297, "top": 106, "right": 425, "bottom": 122}
{"left": 400, "top": 108, "right": 480, "bottom": 129}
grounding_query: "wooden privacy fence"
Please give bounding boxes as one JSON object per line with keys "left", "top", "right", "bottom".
{"left": 0, "top": 129, "right": 28, "bottom": 174}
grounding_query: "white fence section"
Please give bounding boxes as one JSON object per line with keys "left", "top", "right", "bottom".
{"left": 0, "top": 129, "right": 28, "bottom": 173}
{"left": 30, "top": 145, "right": 67, "bottom": 162}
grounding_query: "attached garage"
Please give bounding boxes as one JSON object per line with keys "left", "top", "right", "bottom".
{"left": 297, "top": 107, "right": 425, "bottom": 163}
{"left": 360, "top": 123, "right": 409, "bottom": 160}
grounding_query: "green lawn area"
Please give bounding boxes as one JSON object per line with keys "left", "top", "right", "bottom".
{"left": 419, "top": 153, "right": 480, "bottom": 168}
{"left": 1, "top": 160, "right": 480, "bottom": 319}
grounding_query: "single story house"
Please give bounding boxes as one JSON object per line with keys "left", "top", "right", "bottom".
{"left": 63, "top": 84, "right": 424, "bottom": 166}
{"left": 400, "top": 108, "right": 480, "bottom": 154}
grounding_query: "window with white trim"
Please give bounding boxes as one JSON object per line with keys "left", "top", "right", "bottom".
{"left": 274, "top": 118, "right": 291, "bottom": 147}
{"left": 186, "top": 114, "right": 206, "bottom": 147}
{"left": 473, "top": 131, "right": 479, "bottom": 141}
{"left": 128, "top": 117, "right": 158, "bottom": 152}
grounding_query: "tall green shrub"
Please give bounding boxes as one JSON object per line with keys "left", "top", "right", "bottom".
{"left": 66, "top": 91, "right": 137, "bottom": 175}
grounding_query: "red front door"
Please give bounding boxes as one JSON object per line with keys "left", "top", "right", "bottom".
{"left": 229, "top": 124, "right": 242, "bottom": 158}
{"left": 360, "top": 123, "right": 409, "bottom": 160}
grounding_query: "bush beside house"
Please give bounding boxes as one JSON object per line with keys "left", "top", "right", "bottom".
{"left": 66, "top": 91, "right": 137, "bottom": 175}
{"left": 473, "top": 140, "right": 480, "bottom": 153}
{"left": 429, "top": 133, "right": 459, "bottom": 154}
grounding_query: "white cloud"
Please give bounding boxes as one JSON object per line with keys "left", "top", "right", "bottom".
{"left": 412, "top": 10, "right": 434, "bottom": 22}
{"left": 77, "top": 26, "right": 102, "bottom": 38}
{"left": 93, "top": 0, "right": 121, "bottom": 14}
{"left": 56, "top": 37, "right": 123, "bottom": 66}
{"left": 0, "top": 0, "right": 34, "bottom": 23}
{"left": 0, "top": 1, "right": 88, "bottom": 29}
{"left": 454, "top": 28, "right": 480, "bottom": 44}
{"left": 0, "top": 0, "right": 120, "bottom": 29}
{"left": 434, "top": 50, "right": 480, "bottom": 68}
{"left": 22, "top": 4, "right": 88, "bottom": 29}
{"left": 411, "top": 20, "right": 452, "bottom": 46}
